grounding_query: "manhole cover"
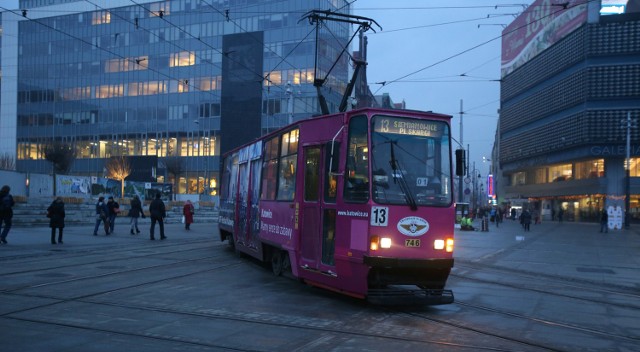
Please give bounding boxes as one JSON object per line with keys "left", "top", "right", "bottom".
{"left": 576, "top": 267, "right": 616, "bottom": 274}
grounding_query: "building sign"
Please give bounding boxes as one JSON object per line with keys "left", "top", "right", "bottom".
{"left": 590, "top": 145, "right": 640, "bottom": 156}
{"left": 373, "top": 116, "right": 444, "bottom": 137}
{"left": 487, "top": 174, "right": 494, "bottom": 198}
{"left": 501, "top": 0, "right": 588, "bottom": 77}
{"left": 601, "top": 0, "right": 640, "bottom": 15}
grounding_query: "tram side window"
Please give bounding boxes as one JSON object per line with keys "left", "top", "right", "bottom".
{"left": 325, "top": 142, "right": 339, "bottom": 203}
{"left": 344, "top": 116, "right": 369, "bottom": 202}
{"left": 304, "top": 147, "right": 321, "bottom": 201}
{"left": 221, "top": 156, "right": 233, "bottom": 202}
{"left": 261, "top": 136, "right": 279, "bottom": 200}
{"left": 277, "top": 129, "right": 299, "bottom": 201}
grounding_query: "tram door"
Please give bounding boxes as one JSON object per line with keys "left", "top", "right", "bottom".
{"left": 300, "top": 144, "right": 337, "bottom": 269}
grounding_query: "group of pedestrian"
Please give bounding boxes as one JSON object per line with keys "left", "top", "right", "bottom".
{"left": 0, "top": 185, "right": 196, "bottom": 245}
{"left": 90, "top": 193, "right": 194, "bottom": 241}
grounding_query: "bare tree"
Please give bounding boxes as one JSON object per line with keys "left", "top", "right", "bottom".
{"left": 44, "top": 142, "right": 77, "bottom": 175}
{"left": 43, "top": 142, "right": 77, "bottom": 196}
{"left": 105, "top": 156, "right": 131, "bottom": 197}
{"left": 164, "top": 156, "right": 184, "bottom": 200}
{"left": 0, "top": 153, "right": 16, "bottom": 171}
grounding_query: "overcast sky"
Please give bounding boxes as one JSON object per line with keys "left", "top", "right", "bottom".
{"left": 2, "top": 0, "right": 518, "bottom": 175}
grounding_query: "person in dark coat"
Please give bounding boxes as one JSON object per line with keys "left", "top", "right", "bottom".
{"left": 128, "top": 195, "right": 144, "bottom": 235}
{"left": 93, "top": 196, "right": 110, "bottom": 236}
{"left": 183, "top": 200, "right": 194, "bottom": 230}
{"left": 600, "top": 208, "right": 609, "bottom": 233}
{"left": 47, "top": 197, "right": 65, "bottom": 244}
{"left": 149, "top": 193, "right": 166, "bottom": 240}
{"left": 106, "top": 196, "right": 120, "bottom": 234}
{"left": 521, "top": 208, "right": 532, "bottom": 232}
{"left": 0, "top": 185, "right": 16, "bottom": 244}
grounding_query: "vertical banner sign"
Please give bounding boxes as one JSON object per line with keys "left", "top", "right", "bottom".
{"left": 221, "top": 32, "right": 264, "bottom": 156}
{"left": 487, "top": 174, "right": 494, "bottom": 198}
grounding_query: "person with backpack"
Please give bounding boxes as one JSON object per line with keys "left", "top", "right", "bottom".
{"left": 47, "top": 197, "right": 65, "bottom": 244}
{"left": 0, "top": 185, "right": 16, "bottom": 244}
{"left": 93, "top": 196, "right": 110, "bottom": 236}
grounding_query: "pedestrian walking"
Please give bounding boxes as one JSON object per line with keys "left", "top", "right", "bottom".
{"left": 522, "top": 208, "right": 532, "bottom": 232}
{"left": 149, "top": 193, "right": 166, "bottom": 240}
{"left": 106, "top": 196, "right": 120, "bottom": 234}
{"left": 600, "top": 208, "right": 609, "bottom": 233}
{"left": 128, "top": 195, "right": 144, "bottom": 235}
{"left": 93, "top": 196, "right": 110, "bottom": 236}
{"left": 183, "top": 200, "right": 194, "bottom": 230}
{"left": 47, "top": 197, "right": 65, "bottom": 244}
{"left": 0, "top": 185, "right": 16, "bottom": 244}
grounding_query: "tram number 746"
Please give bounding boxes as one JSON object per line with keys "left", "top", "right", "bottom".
{"left": 405, "top": 239, "right": 421, "bottom": 247}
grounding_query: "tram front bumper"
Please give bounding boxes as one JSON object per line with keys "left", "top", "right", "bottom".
{"left": 363, "top": 256, "right": 454, "bottom": 269}
{"left": 364, "top": 256, "right": 454, "bottom": 291}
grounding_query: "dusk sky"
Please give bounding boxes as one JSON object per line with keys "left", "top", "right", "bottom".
{"left": 3, "top": 0, "right": 522, "bottom": 175}
{"left": 354, "top": 0, "right": 526, "bottom": 175}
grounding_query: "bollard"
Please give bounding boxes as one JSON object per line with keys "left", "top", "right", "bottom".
{"left": 482, "top": 217, "right": 489, "bottom": 232}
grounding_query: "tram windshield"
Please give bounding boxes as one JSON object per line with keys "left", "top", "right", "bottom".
{"left": 371, "top": 115, "right": 452, "bottom": 207}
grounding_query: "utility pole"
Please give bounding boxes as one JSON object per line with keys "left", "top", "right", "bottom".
{"left": 623, "top": 112, "right": 634, "bottom": 229}
{"left": 458, "top": 99, "right": 464, "bottom": 203}
{"left": 286, "top": 82, "right": 293, "bottom": 125}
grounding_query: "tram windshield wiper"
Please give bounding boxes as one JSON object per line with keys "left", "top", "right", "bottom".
{"left": 389, "top": 140, "right": 417, "bottom": 211}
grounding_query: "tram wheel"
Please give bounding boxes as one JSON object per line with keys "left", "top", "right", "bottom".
{"left": 271, "top": 251, "right": 284, "bottom": 276}
{"left": 227, "top": 233, "right": 236, "bottom": 250}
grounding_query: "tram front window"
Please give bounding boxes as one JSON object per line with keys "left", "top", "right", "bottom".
{"left": 371, "top": 116, "right": 452, "bottom": 207}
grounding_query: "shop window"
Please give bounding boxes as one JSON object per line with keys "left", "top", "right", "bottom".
{"left": 548, "top": 164, "right": 572, "bottom": 182}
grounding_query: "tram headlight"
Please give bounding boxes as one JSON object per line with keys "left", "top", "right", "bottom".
{"left": 370, "top": 236, "right": 392, "bottom": 250}
{"left": 434, "top": 238, "right": 454, "bottom": 252}
{"left": 380, "top": 237, "right": 392, "bottom": 249}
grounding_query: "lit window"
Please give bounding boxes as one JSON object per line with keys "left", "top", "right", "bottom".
{"left": 267, "top": 71, "right": 282, "bottom": 85}
{"left": 92, "top": 11, "right": 111, "bottom": 25}
{"left": 170, "top": 51, "right": 195, "bottom": 67}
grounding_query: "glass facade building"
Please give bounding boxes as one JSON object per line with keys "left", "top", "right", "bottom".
{"left": 497, "top": 1, "right": 640, "bottom": 222}
{"left": 1, "top": 0, "right": 352, "bottom": 195}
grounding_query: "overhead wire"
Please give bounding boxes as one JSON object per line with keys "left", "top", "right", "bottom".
{"left": 371, "top": 0, "right": 596, "bottom": 95}
{"left": 197, "top": 0, "right": 327, "bottom": 111}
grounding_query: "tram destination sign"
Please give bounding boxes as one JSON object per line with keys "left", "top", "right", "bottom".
{"left": 373, "top": 116, "right": 444, "bottom": 137}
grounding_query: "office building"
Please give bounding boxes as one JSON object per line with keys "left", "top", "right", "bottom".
{"left": 497, "top": 0, "right": 640, "bottom": 222}
{"left": 0, "top": 0, "right": 353, "bottom": 195}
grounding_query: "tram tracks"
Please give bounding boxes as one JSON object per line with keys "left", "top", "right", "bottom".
{"left": 0, "top": 246, "right": 535, "bottom": 351}
{"left": 391, "top": 260, "right": 640, "bottom": 351}
{"left": 451, "top": 261, "right": 640, "bottom": 310}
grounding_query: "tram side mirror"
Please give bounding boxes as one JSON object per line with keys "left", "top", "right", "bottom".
{"left": 455, "top": 149, "right": 466, "bottom": 176}
{"left": 326, "top": 141, "right": 341, "bottom": 174}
